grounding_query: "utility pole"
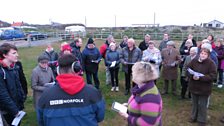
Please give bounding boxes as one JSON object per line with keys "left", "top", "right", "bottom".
{"left": 85, "top": 16, "right": 87, "bottom": 27}
{"left": 153, "top": 12, "right": 156, "bottom": 27}
{"left": 115, "top": 15, "right": 117, "bottom": 28}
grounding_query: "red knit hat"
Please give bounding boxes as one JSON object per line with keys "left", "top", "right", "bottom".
{"left": 62, "top": 44, "right": 72, "bottom": 52}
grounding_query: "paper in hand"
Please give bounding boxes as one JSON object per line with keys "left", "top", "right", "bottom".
{"left": 187, "top": 68, "right": 204, "bottom": 77}
{"left": 111, "top": 102, "right": 127, "bottom": 113}
{"left": 11, "top": 111, "right": 26, "bottom": 126}
{"left": 110, "top": 61, "right": 116, "bottom": 67}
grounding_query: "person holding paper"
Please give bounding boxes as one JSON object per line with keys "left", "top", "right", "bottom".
{"left": 82, "top": 38, "right": 102, "bottom": 89}
{"left": 0, "top": 43, "right": 26, "bottom": 125}
{"left": 180, "top": 47, "right": 198, "bottom": 99}
{"left": 161, "top": 41, "right": 181, "bottom": 95}
{"left": 119, "top": 62, "right": 162, "bottom": 126}
{"left": 31, "top": 55, "right": 54, "bottom": 109}
{"left": 187, "top": 48, "right": 217, "bottom": 125}
{"left": 37, "top": 54, "right": 105, "bottom": 126}
{"left": 105, "top": 43, "right": 120, "bottom": 92}
{"left": 120, "top": 38, "right": 142, "bottom": 95}
{"left": 142, "top": 40, "right": 162, "bottom": 84}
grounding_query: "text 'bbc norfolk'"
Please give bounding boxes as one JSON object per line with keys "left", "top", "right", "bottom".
{"left": 50, "top": 99, "right": 84, "bottom": 105}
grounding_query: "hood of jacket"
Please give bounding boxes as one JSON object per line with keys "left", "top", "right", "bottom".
{"left": 56, "top": 74, "right": 85, "bottom": 95}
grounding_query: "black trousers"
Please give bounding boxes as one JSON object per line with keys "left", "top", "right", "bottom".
{"left": 124, "top": 65, "right": 136, "bottom": 91}
{"left": 180, "top": 77, "right": 191, "bottom": 98}
{"left": 86, "top": 71, "right": 100, "bottom": 89}
{"left": 109, "top": 67, "right": 119, "bottom": 87}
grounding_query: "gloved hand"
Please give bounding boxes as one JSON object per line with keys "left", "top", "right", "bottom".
{"left": 149, "top": 59, "right": 156, "bottom": 64}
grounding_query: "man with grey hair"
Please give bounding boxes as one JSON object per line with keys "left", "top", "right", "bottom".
{"left": 100, "top": 35, "right": 115, "bottom": 85}
{"left": 161, "top": 41, "right": 181, "bottom": 95}
{"left": 120, "top": 38, "right": 142, "bottom": 95}
{"left": 180, "top": 47, "right": 198, "bottom": 99}
{"left": 138, "top": 34, "right": 151, "bottom": 51}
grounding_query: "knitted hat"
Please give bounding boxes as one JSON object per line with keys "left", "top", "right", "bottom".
{"left": 132, "top": 62, "right": 159, "bottom": 84}
{"left": 38, "top": 55, "right": 49, "bottom": 62}
{"left": 87, "top": 38, "right": 94, "bottom": 44}
{"left": 62, "top": 44, "right": 72, "bottom": 52}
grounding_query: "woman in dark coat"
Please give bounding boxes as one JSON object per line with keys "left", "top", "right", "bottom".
{"left": 187, "top": 48, "right": 217, "bottom": 125}
{"left": 214, "top": 38, "right": 224, "bottom": 87}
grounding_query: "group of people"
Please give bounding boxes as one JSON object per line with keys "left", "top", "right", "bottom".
{"left": 0, "top": 32, "right": 223, "bottom": 126}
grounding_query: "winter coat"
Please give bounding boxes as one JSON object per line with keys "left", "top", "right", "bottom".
{"left": 70, "top": 43, "right": 83, "bottom": 67}
{"left": 0, "top": 62, "right": 25, "bottom": 116}
{"left": 37, "top": 74, "right": 105, "bottom": 126}
{"left": 179, "top": 39, "right": 197, "bottom": 50}
{"left": 210, "top": 50, "right": 218, "bottom": 67}
{"left": 161, "top": 48, "right": 181, "bottom": 80}
{"left": 82, "top": 46, "right": 102, "bottom": 73}
{"left": 138, "top": 40, "right": 148, "bottom": 51}
{"left": 120, "top": 46, "right": 142, "bottom": 73}
{"left": 119, "top": 41, "right": 127, "bottom": 49}
{"left": 105, "top": 49, "right": 120, "bottom": 69}
{"left": 142, "top": 47, "right": 162, "bottom": 74}
{"left": 16, "top": 61, "right": 28, "bottom": 96}
{"left": 214, "top": 45, "right": 224, "bottom": 70}
{"left": 159, "top": 40, "right": 170, "bottom": 51}
{"left": 187, "top": 57, "right": 217, "bottom": 96}
{"left": 179, "top": 46, "right": 194, "bottom": 68}
{"left": 181, "top": 55, "right": 197, "bottom": 77}
{"left": 127, "top": 81, "right": 162, "bottom": 126}
{"left": 99, "top": 40, "right": 109, "bottom": 59}
{"left": 31, "top": 65, "right": 54, "bottom": 109}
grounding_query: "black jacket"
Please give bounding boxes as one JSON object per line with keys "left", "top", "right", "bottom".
{"left": 138, "top": 40, "right": 148, "bottom": 51}
{"left": 70, "top": 43, "right": 83, "bottom": 68}
{"left": 0, "top": 63, "right": 25, "bottom": 116}
{"left": 82, "top": 46, "right": 102, "bottom": 73}
{"left": 16, "top": 61, "right": 28, "bottom": 96}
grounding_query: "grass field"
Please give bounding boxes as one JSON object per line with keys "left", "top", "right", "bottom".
{"left": 16, "top": 39, "right": 224, "bottom": 126}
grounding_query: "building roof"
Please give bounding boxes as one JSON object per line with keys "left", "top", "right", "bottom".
{"left": 208, "top": 20, "right": 224, "bottom": 24}
{"left": 11, "top": 22, "right": 24, "bottom": 27}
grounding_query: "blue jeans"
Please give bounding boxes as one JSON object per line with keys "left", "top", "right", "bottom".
{"left": 86, "top": 71, "right": 100, "bottom": 89}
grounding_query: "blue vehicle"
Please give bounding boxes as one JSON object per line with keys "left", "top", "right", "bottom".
{"left": 0, "top": 27, "right": 25, "bottom": 40}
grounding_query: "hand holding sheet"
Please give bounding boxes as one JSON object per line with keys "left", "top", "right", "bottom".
{"left": 187, "top": 68, "right": 204, "bottom": 77}
{"left": 11, "top": 111, "right": 26, "bottom": 126}
{"left": 110, "top": 61, "right": 116, "bottom": 67}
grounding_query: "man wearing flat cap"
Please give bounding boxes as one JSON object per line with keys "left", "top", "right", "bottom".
{"left": 161, "top": 41, "right": 181, "bottom": 95}
{"left": 31, "top": 54, "right": 54, "bottom": 109}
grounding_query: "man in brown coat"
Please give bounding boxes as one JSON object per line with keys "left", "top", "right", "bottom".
{"left": 161, "top": 41, "right": 181, "bottom": 95}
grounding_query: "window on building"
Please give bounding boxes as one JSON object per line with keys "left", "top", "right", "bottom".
{"left": 216, "top": 24, "right": 221, "bottom": 27}
{"left": 208, "top": 24, "right": 212, "bottom": 27}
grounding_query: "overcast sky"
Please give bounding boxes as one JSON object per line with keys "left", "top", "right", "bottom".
{"left": 0, "top": 0, "right": 223, "bottom": 27}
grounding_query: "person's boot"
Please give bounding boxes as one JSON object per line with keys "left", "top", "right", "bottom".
{"left": 124, "top": 89, "right": 129, "bottom": 95}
